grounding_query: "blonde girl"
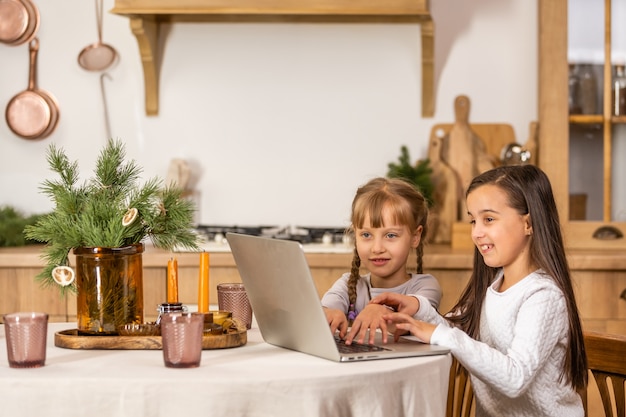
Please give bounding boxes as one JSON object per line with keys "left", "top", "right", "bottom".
{"left": 322, "top": 177, "right": 441, "bottom": 340}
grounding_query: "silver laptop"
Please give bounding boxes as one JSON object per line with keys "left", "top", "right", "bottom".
{"left": 226, "top": 232, "right": 450, "bottom": 362}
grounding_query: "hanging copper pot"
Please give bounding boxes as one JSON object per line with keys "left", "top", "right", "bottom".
{"left": 0, "top": 0, "right": 40, "bottom": 46}
{"left": 5, "top": 37, "right": 60, "bottom": 140}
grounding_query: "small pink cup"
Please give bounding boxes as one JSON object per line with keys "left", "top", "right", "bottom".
{"left": 160, "top": 312, "right": 204, "bottom": 368}
{"left": 217, "top": 283, "right": 253, "bottom": 329}
{"left": 3, "top": 312, "right": 48, "bottom": 368}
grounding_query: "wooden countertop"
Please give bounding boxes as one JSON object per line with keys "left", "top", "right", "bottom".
{"left": 0, "top": 244, "right": 357, "bottom": 269}
{"left": 1, "top": 244, "right": 624, "bottom": 271}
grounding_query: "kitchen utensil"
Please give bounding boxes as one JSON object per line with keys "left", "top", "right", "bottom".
{"left": 500, "top": 143, "right": 531, "bottom": 165}
{"left": 443, "top": 95, "right": 475, "bottom": 197}
{"left": 427, "top": 106, "right": 517, "bottom": 246}
{"left": 428, "top": 129, "right": 460, "bottom": 244}
{"left": 5, "top": 37, "right": 60, "bottom": 140}
{"left": 78, "top": 0, "right": 117, "bottom": 72}
{"left": 524, "top": 121, "right": 538, "bottom": 165}
{"left": 441, "top": 95, "right": 496, "bottom": 219}
{"left": 100, "top": 72, "right": 112, "bottom": 139}
{"left": 0, "top": 0, "right": 39, "bottom": 46}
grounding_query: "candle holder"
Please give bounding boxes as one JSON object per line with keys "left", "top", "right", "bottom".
{"left": 209, "top": 310, "right": 232, "bottom": 325}
{"left": 199, "top": 312, "right": 223, "bottom": 335}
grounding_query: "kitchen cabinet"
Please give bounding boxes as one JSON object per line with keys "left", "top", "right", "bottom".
{"left": 0, "top": 246, "right": 355, "bottom": 323}
{"left": 1, "top": 245, "right": 624, "bottom": 334}
{"left": 110, "top": 0, "right": 434, "bottom": 117}
{"left": 0, "top": 267, "right": 72, "bottom": 323}
{"left": 539, "top": 0, "right": 626, "bottom": 249}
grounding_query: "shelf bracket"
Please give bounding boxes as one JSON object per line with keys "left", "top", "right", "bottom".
{"left": 129, "top": 16, "right": 159, "bottom": 116}
{"left": 420, "top": 17, "right": 434, "bottom": 117}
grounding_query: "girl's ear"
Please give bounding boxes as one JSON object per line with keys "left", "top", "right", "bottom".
{"left": 412, "top": 225, "right": 423, "bottom": 248}
{"left": 524, "top": 214, "right": 533, "bottom": 236}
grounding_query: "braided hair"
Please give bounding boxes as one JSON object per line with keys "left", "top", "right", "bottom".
{"left": 345, "top": 177, "right": 429, "bottom": 323}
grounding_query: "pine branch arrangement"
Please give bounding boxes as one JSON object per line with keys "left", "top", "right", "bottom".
{"left": 24, "top": 139, "right": 200, "bottom": 292}
{"left": 387, "top": 145, "right": 434, "bottom": 206}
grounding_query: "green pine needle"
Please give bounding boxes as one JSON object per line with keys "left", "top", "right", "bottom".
{"left": 387, "top": 145, "right": 434, "bottom": 206}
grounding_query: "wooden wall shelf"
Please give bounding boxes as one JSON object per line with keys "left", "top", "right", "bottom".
{"left": 111, "top": 0, "right": 434, "bottom": 116}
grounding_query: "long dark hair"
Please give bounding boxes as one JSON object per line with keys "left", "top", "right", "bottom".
{"left": 346, "top": 177, "right": 429, "bottom": 322}
{"left": 446, "top": 165, "right": 587, "bottom": 390}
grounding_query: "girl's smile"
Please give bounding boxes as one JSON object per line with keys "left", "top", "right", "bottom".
{"left": 478, "top": 243, "right": 493, "bottom": 254}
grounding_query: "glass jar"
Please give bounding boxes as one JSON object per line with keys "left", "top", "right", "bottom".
{"left": 578, "top": 63, "right": 598, "bottom": 115}
{"left": 568, "top": 63, "right": 582, "bottom": 114}
{"left": 74, "top": 244, "right": 144, "bottom": 335}
{"left": 613, "top": 64, "right": 626, "bottom": 116}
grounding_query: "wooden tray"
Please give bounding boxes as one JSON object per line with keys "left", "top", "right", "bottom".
{"left": 54, "top": 329, "right": 247, "bottom": 350}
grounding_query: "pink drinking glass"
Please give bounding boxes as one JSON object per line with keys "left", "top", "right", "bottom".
{"left": 160, "top": 312, "right": 204, "bottom": 368}
{"left": 3, "top": 312, "right": 48, "bottom": 368}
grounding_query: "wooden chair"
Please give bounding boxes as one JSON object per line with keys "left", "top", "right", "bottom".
{"left": 446, "top": 356, "right": 474, "bottom": 417}
{"left": 584, "top": 331, "right": 626, "bottom": 417}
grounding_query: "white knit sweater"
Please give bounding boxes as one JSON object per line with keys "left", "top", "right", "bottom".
{"left": 414, "top": 270, "right": 583, "bottom": 417}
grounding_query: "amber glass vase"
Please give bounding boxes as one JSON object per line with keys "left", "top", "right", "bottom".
{"left": 74, "top": 244, "right": 144, "bottom": 335}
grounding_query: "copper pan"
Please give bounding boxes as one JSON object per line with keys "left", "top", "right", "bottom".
{"left": 0, "top": 0, "right": 40, "bottom": 46}
{"left": 5, "top": 38, "right": 60, "bottom": 140}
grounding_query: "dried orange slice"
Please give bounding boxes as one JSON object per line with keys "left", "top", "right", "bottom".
{"left": 122, "top": 207, "right": 138, "bottom": 226}
{"left": 221, "top": 318, "right": 234, "bottom": 331}
{"left": 51, "top": 265, "right": 75, "bottom": 286}
{"left": 222, "top": 317, "right": 246, "bottom": 332}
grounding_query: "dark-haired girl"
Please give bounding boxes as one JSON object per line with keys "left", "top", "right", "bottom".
{"left": 372, "top": 165, "right": 587, "bottom": 417}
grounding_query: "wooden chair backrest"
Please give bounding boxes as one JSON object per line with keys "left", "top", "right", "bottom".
{"left": 584, "top": 331, "right": 626, "bottom": 417}
{"left": 446, "top": 356, "right": 475, "bottom": 417}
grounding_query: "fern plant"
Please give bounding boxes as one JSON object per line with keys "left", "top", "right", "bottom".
{"left": 24, "top": 139, "right": 200, "bottom": 292}
{"left": 387, "top": 145, "right": 434, "bottom": 206}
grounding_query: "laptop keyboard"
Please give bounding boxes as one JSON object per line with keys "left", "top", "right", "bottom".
{"left": 334, "top": 336, "right": 390, "bottom": 354}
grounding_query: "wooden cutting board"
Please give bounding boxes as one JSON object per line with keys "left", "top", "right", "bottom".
{"left": 441, "top": 96, "right": 499, "bottom": 205}
{"left": 426, "top": 95, "right": 517, "bottom": 243}
{"left": 428, "top": 130, "right": 459, "bottom": 244}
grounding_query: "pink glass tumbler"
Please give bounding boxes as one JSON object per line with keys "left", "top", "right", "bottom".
{"left": 3, "top": 312, "right": 48, "bottom": 368}
{"left": 160, "top": 312, "right": 204, "bottom": 368}
{"left": 217, "top": 283, "right": 253, "bottom": 329}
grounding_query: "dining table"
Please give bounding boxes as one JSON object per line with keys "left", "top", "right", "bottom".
{"left": 0, "top": 321, "right": 452, "bottom": 417}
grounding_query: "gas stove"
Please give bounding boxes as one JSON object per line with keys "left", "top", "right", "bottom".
{"left": 194, "top": 225, "right": 348, "bottom": 245}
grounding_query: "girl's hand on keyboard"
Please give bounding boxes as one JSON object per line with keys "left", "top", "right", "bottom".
{"left": 324, "top": 307, "right": 349, "bottom": 338}
{"left": 343, "top": 303, "right": 393, "bottom": 345}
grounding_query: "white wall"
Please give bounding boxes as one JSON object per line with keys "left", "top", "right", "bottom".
{"left": 0, "top": 0, "right": 537, "bottom": 228}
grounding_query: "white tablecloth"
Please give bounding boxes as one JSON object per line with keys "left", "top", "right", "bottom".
{"left": 0, "top": 322, "right": 451, "bottom": 417}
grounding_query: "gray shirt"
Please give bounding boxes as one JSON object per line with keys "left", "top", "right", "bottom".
{"left": 321, "top": 272, "right": 442, "bottom": 316}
